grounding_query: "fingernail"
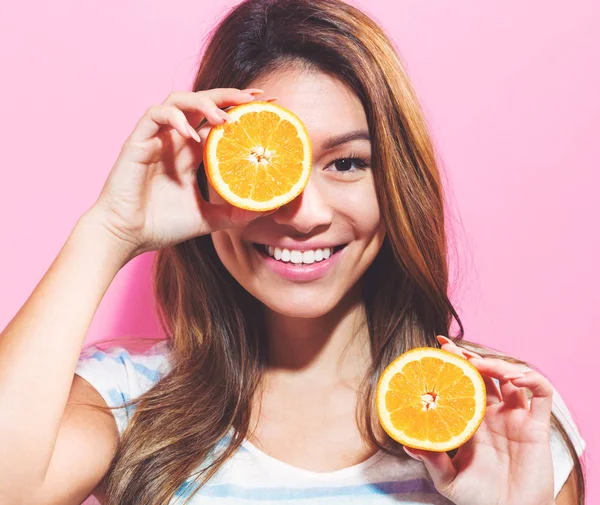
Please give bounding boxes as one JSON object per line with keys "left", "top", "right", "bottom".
{"left": 187, "top": 125, "right": 201, "bottom": 143}
{"left": 217, "top": 109, "right": 233, "bottom": 123}
{"left": 265, "top": 97, "right": 279, "bottom": 102}
{"left": 437, "top": 335, "right": 452, "bottom": 346}
{"left": 241, "top": 88, "right": 264, "bottom": 95}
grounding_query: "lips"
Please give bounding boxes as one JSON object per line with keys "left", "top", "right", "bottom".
{"left": 251, "top": 242, "right": 347, "bottom": 282}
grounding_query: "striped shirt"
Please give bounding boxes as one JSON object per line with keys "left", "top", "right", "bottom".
{"left": 75, "top": 340, "right": 585, "bottom": 504}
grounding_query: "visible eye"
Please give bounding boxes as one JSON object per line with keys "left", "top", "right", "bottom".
{"left": 326, "top": 154, "right": 370, "bottom": 174}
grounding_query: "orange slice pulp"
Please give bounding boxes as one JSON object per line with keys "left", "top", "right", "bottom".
{"left": 203, "top": 101, "right": 312, "bottom": 211}
{"left": 376, "top": 347, "right": 486, "bottom": 452}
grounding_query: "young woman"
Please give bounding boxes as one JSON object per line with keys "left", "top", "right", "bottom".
{"left": 0, "top": 0, "right": 586, "bottom": 504}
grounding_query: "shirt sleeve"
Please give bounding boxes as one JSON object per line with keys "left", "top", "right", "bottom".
{"left": 74, "top": 340, "right": 171, "bottom": 436}
{"left": 549, "top": 383, "right": 586, "bottom": 498}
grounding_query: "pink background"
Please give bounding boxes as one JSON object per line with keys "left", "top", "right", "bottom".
{"left": 1, "top": 0, "right": 596, "bottom": 502}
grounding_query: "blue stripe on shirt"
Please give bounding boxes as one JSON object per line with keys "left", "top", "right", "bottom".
{"left": 174, "top": 479, "right": 438, "bottom": 500}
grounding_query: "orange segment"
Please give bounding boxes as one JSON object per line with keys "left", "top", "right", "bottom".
{"left": 376, "top": 347, "right": 486, "bottom": 452}
{"left": 204, "top": 101, "right": 312, "bottom": 211}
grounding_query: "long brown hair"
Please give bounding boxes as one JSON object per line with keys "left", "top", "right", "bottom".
{"left": 89, "top": 0, "right": 586, "bottom": 503}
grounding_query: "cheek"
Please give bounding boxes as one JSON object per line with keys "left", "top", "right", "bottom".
{"left": 208, "top": 190, "right": 249, "bottom": 271}
{"left": 329, "top": 178, "right": 382, "bottom": 237}
{"left": 207, "top": 184, "right": 226, "bottom": 204}
{"left": 211, "top": 230, "right": 230, "bottom": 253}
{"left": 211, "top": 226, "right": 260, "bottom": 289}
{"left": 211, "top": 229, "right": 241, "bottom": 273}
{"left": 351, "top": 191, "right": 381, "bottom": 233}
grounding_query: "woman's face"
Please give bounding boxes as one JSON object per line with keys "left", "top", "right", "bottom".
{"left": 209, "top": 67, "right": 385, "bottom": 318}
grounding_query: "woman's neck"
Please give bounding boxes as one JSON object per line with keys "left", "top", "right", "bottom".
{"left": 262, "top": 287, "right": 372, "bottom": 386}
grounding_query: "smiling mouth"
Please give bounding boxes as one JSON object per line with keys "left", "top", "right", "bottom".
{"left": 252, "top": 243, "right": 347, "bottom": 265}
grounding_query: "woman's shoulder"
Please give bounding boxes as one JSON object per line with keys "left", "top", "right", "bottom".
{"left": 78, "top": 337, "right": 172, "bottom": 370}
{"left": 74, "top": 337, "right": 173, "bottom": 435}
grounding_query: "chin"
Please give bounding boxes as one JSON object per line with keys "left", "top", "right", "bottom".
{"left": 260, "top": 298, "right": 338, "bottom": 319}
{"left": 247, "top": 280, "right": 359, "bottom": 319}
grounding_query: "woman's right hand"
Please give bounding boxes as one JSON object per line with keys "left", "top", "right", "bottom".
{"left": 87, "top": 87, "right": 267, "bottom": 259}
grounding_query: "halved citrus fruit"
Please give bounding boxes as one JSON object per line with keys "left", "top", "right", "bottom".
{"left": 376, "top": 347, "right": 486, "bottom": 452}
{"left": 203, "top": 101, "right": 312, "bottom": 211}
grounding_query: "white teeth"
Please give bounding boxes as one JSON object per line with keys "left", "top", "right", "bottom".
{"left": 290, "top": 250, "right": 303, "bottom": 264}
{"left": 302, "top": 250, "right": 315, "bottom": 264}
{"left": 263, "top": 245, "right": 338, "bottom": 264}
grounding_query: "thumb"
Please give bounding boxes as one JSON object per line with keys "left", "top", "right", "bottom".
{"left": 202, "top": 202, "right": 277, "bottom": 231}
{"left": 403, "top": 446, "right": 457, "bottom": 491}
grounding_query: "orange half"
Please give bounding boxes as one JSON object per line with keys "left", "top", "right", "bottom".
{"left": 203, "top": 101, "right": 312, "bottom": 211}
{"left": 376, "top": 347, "right": 486, "bottom": 452}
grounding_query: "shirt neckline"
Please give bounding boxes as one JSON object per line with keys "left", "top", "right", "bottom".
{"left": 241, "top": 438, "right": 386, "bottom": 480}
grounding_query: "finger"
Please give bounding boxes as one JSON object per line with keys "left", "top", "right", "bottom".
{"left": 128, "top": 104, "right": 203, "bottom": 145}
{"left": 481, "top": 374, "right": 503, "bottom": 405}
{"left": 459, "top": 353, "right": 524, "bottom": 408}
{"left": 436, "top": 335, "right": 455, "bottom": 348}
{"left": 457, "top": 350, "right": 505, "bottom": 405}
{"left": 195, "top": 90, "right": 270, "bottom": 147}
{"left": 436, "top": 335, "right": 482, "bottom": 358}
{"left": 435, "top": 336, "right": 502, "bottom": 404}
{"left": 404, "top": 447, "right": 457, "bottom": 492}
{"left": 467, "top": 357, "right": 530, "bottom": 409}
{"left": 436, "top": 335, "right": 481, "bottom": 358}
{"left": 197, "top": 122, "right": 212, "bottom": 144}
{"left": 510, "top": 370, "right": 554, "bottom": 424}
{"left": 466, "top": 357, "right": 527, "bottom": 381}
{"left": 129, "top": 88, "right": 262, "bottom": 145}
{"left": 497, "top": 376, "right": 528, "bottom": 410}
{"left": 435, "top": 335, "right": 466, "bottom": 358}
{"left": 200, "top": 201, "right": 276, "bottom": 232}
{"left": 165, "top": 88, "right": 264, "bottom": 129}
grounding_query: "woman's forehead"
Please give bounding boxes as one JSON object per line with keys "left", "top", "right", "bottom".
{"left": 248, "top": 68, "right": 368, "bottom": 149}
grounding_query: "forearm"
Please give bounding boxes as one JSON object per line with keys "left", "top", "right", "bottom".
{"left": 0, "top": 210, "right": 134, "bottom": 489}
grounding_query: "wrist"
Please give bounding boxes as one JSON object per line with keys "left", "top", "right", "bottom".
{"left": 76, "top": 208, "right": 138, "bottom": 268}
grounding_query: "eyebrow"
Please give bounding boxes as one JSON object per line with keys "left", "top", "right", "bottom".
{"left": 322, "top": 129, "right": 371, "bottom": 150}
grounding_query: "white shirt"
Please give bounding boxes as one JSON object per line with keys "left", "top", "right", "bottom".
{"left": 75, "top": 340, "right": 586, "bottom": 504}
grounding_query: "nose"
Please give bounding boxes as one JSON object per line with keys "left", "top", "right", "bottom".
{"left": 271, "top": 177, "right": 333, "bottom": 235}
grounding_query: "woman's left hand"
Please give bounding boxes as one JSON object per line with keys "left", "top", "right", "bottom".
{"left": 403, "top": 336, "right": 556, "bottom": 505}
